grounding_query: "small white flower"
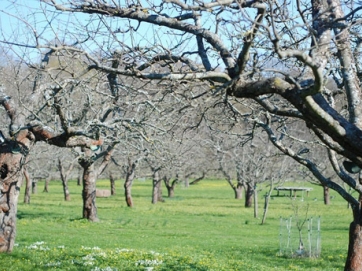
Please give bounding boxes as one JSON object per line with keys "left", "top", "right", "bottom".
{"left": 44, "top": 261, "right": 61, "bottom": 267}
{"left": 82, "top": 254, "right": 95, "bottom": 261}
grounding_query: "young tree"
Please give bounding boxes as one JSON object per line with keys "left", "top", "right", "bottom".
{"left": 57, "top": 156, "right": 75, "bottom": 201}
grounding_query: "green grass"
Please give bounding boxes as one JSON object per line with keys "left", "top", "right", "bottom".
{"left": 0, "top": 179, "right": 352, "bottom": 270}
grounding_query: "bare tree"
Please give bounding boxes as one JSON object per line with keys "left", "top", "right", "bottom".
{"left": 23, "top": 167, "right": 32, "bottom": 204}
{"left": 57, "top": 157, "right": 74, "bottom": 201}
{"left": 78, "top": 144, "right": 115, "bottom": 221}
{"left": 2, "top": 0, "right": 362, "bottom": 268}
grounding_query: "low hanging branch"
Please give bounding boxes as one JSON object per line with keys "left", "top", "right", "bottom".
{"left": 0, "top": 89, "right": 106, "bottom": 252}
{"left": 189, "top": 171, "right": 206, "bottom": 185}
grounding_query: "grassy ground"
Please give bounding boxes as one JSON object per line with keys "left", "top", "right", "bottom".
{"left": 0, "top": 179, "right": 352, "bottom": 270}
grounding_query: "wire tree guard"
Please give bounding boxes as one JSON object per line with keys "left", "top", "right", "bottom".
{"left": 279, "top": 216, "right": 321, "bottom": 258}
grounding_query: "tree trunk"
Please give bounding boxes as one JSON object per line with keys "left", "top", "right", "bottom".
{"left": 124, "top": 179, "right": 133, "bottom": 207}
{"left": 245, "top": 183, "right": 254, "bottom": 208}
{"left": 31, "top": 181, "right": 37, "bottom": 194}
{"left": 261, "top": 195, "right": 269, "bottom": 225}
{"left": 58, "top": 159, "right": 71, "bottom": 201}
{"left": 43, "top": 177, "right": 50, "bottom": 193}
{"left": 0, "top": 146, "right": 30, "bottom": 252}
{"left": 184, "top": 178, "right": 189, "bottom": 188}
{"left": 254, "top": 186, "right": 258, "bottom": 218}
{"left": 261, "top": 182, "right": 274, "bottom": 225}
{"left": 23, "top": 169, "right": 31, "bottom": 204}
{"left": 167, "top": 185, "right": 175, "bottom": 198}
{"left": 157, "top": 183, "right": 164, "bottom": 202}
{"left": 63, "top": 181, "right": 71, "bottom": 201}
{"left": 0, "top": 177, "right": 22, "bottom": 252}
{"left": 124, "top": 159, "right": 136, "bottom": 207}
{"left": 345, "top": 221, "right": 362, "bottom": 271}
{"left": 323, "top": 185, "right": 330, "bottom": 205}
{"left": 81, "top": 162, "right": 99, "bottom": 222}
{"left": 152, "top": 169, "right": 161, "bottom": 204}
{"left": 164, "top": 176, "right": 178, "bottom": 198}
{"left": 110, "top": 173, "right": 116, "bottom": 195}
{"left": 234, "top": 184, "right": 243, "bottom": 199}
{"left": 78, "top": 145, "right": 114, "bottom": 222}
{"left": 77, "top": 174, "right": 81, "bottom": 186}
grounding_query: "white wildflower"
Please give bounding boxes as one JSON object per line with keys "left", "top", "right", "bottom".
{"left": 135, "top": 259, "right": 163, "bottom": 267}
{"left": 115, "top": 248, "right": 133, "bottom": 253}
{"left": 91, "top": 267, "right": 118, "bottom": 271}
{"left": 44, "top": 261, "right": 61, "bottom": 267}
{"left": 26, "top": 241, "right": 49, "bottom": 251}
{"left": 82, "top": 254, "right": 96, "bottom": 261}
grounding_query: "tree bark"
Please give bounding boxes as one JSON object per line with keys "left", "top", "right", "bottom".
{"left": 157, "top": 182, "right": 164, "bottom": 202}
{"left": 78, "top": 145, "right": 114, "bottom": 221}
{"left": 0, "top": 142, "right": 32, "bottom": 252}
{"left": 31, "top": 181, "right": 37, "bottom": 194}
{"left": 43, "top": 177, "right": 50, "bottom": 193}
{"left": 63, "top": 182, "right": 70, "bottom": 201}
{"left": 77, "top": 173, "right": 81, "bottom": 186}
{"left": 254, "top": 186, "right": 258, "bottom": 218}
{"left": 81, "top": 161, "right": 99, "bottom": 222}
{"left": 58, "top": 159, "right": 71, "bottom": 201}
{"left": 0, "top": 177, "right": 22, "bottom": 252}
{"left": 245, "top": 183, "right": 254, "bottom": 208}
{"left": 164, "top": 176, "right": 178, "bottom": 198}
{"left": 234, "top": 184, "right": 243, "bottom": 199}
{"left": 323, "top": 185, "right": 330, "bottom": 205}
{"left": 152, "top": 169, "right": 162, "bottom": 204}
{"left": 110, "top": 173, "right": 116, "bottom": 195}
{"left": 184, "top": 178, "right": 189, "bottom": 188}
{"left": 124, "top": 158, "right": 136, "bottom": 207}
{"left": 345, "top": 221, "right": 362, "bottom": 271}
{"left": 261, "top": 182, "right": 274, "bottom": 225}
{"left": 23, "top": 168, "right": 31, "bottom": 204}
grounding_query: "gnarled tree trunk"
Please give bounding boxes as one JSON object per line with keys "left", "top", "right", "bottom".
{"left": 0, "top": 137, "right": 34, "bottom": 252}
{"left": 78, "top": 145, "right": 114, "bottom": 221}
{"left": 0, "top": 92, "right": 106, "bottom": 250}
{"left": 164, "top": 175, "right": 178, "bottom": 198}
{"left": 80, "top": 161, "right": 98, "bottom": 222}
{"left": 0, "top": 169, "right": 23, "bottom": 252}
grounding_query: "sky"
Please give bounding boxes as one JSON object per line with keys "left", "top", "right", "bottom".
{"left": 0, "top": 0, "right": 201, "bottom": 65}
